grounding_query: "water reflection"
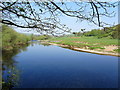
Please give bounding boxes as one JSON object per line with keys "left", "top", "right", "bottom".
{"left": 2, "top": 44, "right": 30, "bottom": 90}
{"left": 30, "top": 41, "right": 51, "bottom": 47}
{"left": 40, "top": 43, "right": 51, "bottom": 46}
{"left": 2, "top": 42, "right": 118, "bottom": 88}
{"left": 2, "top": 42, "right": 50, "bottom": 89}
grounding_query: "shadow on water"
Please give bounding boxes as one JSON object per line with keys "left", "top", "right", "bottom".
{"left": 2, "top": 43, "right": 30, "bottom": 90}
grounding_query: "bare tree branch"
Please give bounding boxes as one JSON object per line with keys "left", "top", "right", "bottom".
{"left": 1, "top": 1, "right": 118, "bottom": 35}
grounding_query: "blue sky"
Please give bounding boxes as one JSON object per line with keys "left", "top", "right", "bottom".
{"left": 59, "top": 2, "right": 118, "bottom": 32}
{"left": 16, "top": 1, "right": 118, "bottom": 34}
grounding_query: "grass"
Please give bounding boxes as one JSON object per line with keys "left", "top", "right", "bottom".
{"left": 88, "top": 47, "right": 105, "bottom": 50}
{"left": 114, "top": 49, "right": 120, "bottom": 53}
{"left": 49, "top": 36, "right": 119, "bottom": 50}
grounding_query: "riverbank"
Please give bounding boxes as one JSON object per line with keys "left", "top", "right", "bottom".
{"left": 2, "top": 25, "right": 31, "bottom": 51}
{"left": 41, "top": 36, "right": 119, "bottom": 57}
{"left": 48, "top": 42, "right": 120, "bottom": 57}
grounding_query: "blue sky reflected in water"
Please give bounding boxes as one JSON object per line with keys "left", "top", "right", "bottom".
{"left": 14, "top": 42, "right": 118, "bottom": 88}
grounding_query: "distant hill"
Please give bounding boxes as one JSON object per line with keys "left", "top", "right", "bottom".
{"left": 84, "top": 24, "right": 120, "bottom": 39}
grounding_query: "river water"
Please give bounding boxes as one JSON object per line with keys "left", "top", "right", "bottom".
{"left": 2, "top": 42, "right": 118, "bottom": 88}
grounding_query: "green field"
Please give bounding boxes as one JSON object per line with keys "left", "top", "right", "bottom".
{"left": 49, "top": 36, "right": 119, "bottom": 51}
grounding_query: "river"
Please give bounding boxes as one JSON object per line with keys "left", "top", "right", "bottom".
{"left": 2, "top": 42, "right": 118, "bottom": 88}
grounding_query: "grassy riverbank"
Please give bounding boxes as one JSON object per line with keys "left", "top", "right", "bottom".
{"left": 2, "top": 25, "right": 52, "bottom": 51}
{"left": 49, "top": 36, "right": 119, "bottom": 54}
{"left": 2, "top": 25, "right": 31, "bottom": 51}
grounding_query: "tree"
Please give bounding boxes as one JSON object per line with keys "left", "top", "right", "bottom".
{"left": 81, "top": 29, "right": 85, "bottom": 33}
{"left": 0, "top": 1, "right": 118, "bottom": 35}
{"left": 31, "top": 34, "right": 34, "bottom": 40}
{"left": 81, "top": 29, "right": 85, "bottom": 36}
{"left": 72, "top": 32, "right": 77, "bottom": 36}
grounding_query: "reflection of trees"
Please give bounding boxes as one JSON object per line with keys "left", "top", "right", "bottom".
{"left": 40, "top": 43, "right": 51, "bottom": 46}
{"left": 2, "top": 44, "right": 30, "bottom": 90}
{"left": 30, "top": 41, "right": 51, "bottom": 47}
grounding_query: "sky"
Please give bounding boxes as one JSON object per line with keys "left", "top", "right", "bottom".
{"left": 15, "top": 1, "right": 119, "bottom": 35}
{"left": 57, "top": 2, "right": 118, "bottom": 32}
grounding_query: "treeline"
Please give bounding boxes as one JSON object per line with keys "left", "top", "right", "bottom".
{"left": 72, "top": 24, "right": 120, "bottom": 39}
{"left": 2, "top": 25, "right": 31, "bottom": 50}
{"left": 30, "top": 34, "right": 52, "bottom": 40}
{"left": 2, "top": 25, "right": 51, "bottom": 50}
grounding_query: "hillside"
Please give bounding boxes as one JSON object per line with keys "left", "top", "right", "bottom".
{"left": 83, "top": 24, "right": 120, "bottom": 39}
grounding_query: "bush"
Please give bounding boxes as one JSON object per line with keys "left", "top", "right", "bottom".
{"left": 2, "top": 24, "right": 30, "bottom": 50}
